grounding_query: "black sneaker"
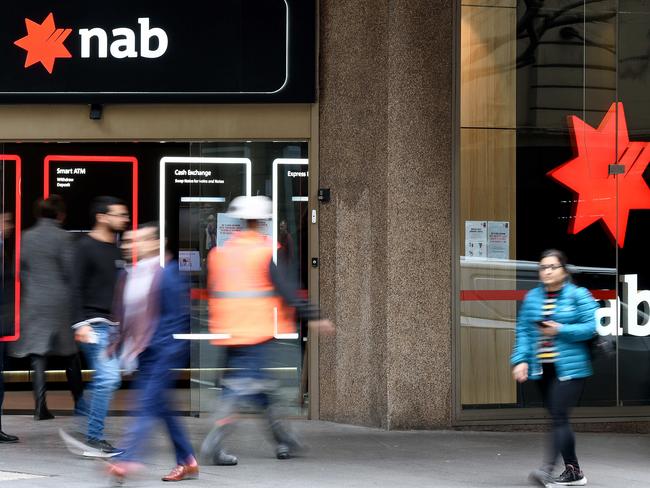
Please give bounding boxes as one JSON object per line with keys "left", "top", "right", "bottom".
{"left": 554, "top": 464, "right": 587, "bottom": 486}
{"left": 528, "top": 468, "right": 554, "bottom": 487}
{"left": 85, "top": 438, "right": 124, "bottom": 458}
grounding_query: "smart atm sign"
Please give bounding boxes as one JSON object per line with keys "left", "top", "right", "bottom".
{"left": 0, "top": 0, "right": 315, "bottom": 102}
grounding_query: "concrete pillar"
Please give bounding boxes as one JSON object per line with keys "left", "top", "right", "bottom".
{"left": 319, "top": 0, "right": 454, "bottom": 429}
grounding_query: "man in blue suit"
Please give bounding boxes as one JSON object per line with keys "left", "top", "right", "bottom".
{"left": 105, "top": 223, "right": 197, "bottom": 482}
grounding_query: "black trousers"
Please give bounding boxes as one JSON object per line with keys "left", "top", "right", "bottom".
{"left": 539, "top": 363, "right": 585, "bottom": 470}
{"left": 0, "top": 342, "right": 5, "bottom": 415}
{"left": 31, "top": 353, "right": 84, "bottom": 407}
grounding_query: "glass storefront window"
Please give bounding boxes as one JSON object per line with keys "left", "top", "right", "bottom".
{"left": 0, "top": 141, "right": 309, "bottom": 417}
{"left": 459, "top": 1, "right": 650, "bottom": 412}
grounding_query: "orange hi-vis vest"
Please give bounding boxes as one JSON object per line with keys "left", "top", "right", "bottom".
{"left": 207, "top": 230, "right": 295, "bottom": 346}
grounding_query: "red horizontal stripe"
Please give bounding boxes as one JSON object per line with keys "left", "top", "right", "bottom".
{"left": 460, "top": 290, "right": 527, "bottom": 301}
{"left": 190, "top": 289, "right": 209, "bottom": 300}
{"left": 460, "top": 289, "right": 616, "bottom": 301}
{"left": 194, "top": 288, "right": 615, "bottom": 302}
{"left": 591, "top": 290, "right": 617, "bottom": 300}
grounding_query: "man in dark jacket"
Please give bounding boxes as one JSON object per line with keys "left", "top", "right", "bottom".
{"left": 11, "top": 196, "right": 83, "bottom": 420}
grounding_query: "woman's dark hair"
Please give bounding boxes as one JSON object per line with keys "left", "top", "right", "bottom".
{"left": 540, "top": 248, "right": 568, "bottom": 268}
{"left": 35, "top": 195, "right": 66, "bottom": 219}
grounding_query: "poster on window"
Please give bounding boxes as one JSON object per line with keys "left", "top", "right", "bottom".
{"left": 487, "top": 221, "right": 509, "bottom": 259}
{"left": 216, "top": 213, "right": 272, "bottom": 247}
{"left": 465, "top": 220, "right": 487, "bottom": 258}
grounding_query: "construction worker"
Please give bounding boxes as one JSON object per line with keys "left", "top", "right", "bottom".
{"left": 200, "top": 196, "right": 333, "bottom": 465}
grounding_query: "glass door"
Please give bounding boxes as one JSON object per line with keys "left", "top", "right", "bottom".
{"left": 178, "top": 142, "right": 310, "bottom": 416}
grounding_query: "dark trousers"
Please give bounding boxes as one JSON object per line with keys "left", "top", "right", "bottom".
{"left": 208, "top": 342, "right": 296, "bottom": 449}
{"left": 118, "top": 346, "right": 194, "bottom": 465}
{"left": 31, "top": 354, "right": 84, "bottom": 409}
{"left": 539, "top": 363, "right": 585, "bottom": 470}
{"left": 0, "top": 342, "right": 5, "bottom": 417}
{"left": 221, "top": 343, "right": 274, "bottom": 410}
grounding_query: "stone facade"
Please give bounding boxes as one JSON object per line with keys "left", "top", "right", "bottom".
{"left": 318, "top": 0, "right": 454, "bottom": 429}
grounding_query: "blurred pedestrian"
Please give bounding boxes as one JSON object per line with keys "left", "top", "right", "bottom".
{"left": 200, "top": 196, "right": 333, "bottom": 465}
{"left": 11, "top": 196, "right": 84, "bottom": 420}
{"left": 0, "top": 211, "right": 18, "bottom": 442}
{"left": 277, "top": 219, "right": 295, "bottom": 274}
{"left": 105, "top": 223, "right": 198, "bottom": 482}
{"left": 72, "top": 196, "right": 129, "bottom": 455}
{"left": 205, "top": 214, "right": 216, "bottom": 253}
{"left": 511, "top": 249, "right": 597, "bottom": 487}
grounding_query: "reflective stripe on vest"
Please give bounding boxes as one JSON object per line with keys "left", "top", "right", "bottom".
{"left": 209, "top": 290, "right": 277, "bottom": 299}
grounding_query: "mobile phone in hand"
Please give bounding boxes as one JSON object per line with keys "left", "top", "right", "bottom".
{"left": 537, "top": 320, "right": 550, "bottom": 328}
{"left": 87, "top": 330, "right": 99, "bottom": 344}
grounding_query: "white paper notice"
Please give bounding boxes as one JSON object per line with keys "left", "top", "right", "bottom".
{"left": 487, "top": 221, "right": 509, "bottom": 259}
{"left": 178, "top": 250, "right": 201, "bottom": 271}
{"left": 216, "top": 213, "right": 272, "bottom": 247}
{"left": 465, "top": 221, "right": 487, "bottom": 258}
{"left": 216, "top": 213, "right": 245, "bottom": 247}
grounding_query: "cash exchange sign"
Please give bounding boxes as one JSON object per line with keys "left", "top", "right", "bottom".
{"left": 0, "top": 0, "right": 315, "bottom": 102}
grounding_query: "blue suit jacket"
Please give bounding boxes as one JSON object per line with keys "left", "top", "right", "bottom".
{"left": 148, "top": 261, "right": 191, "bottom": 357}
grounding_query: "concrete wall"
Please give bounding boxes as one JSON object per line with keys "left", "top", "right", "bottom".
{"left": 318, "top": 0, "right": 454, "bottom": 429}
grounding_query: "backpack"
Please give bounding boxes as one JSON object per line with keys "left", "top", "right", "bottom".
{"left": 587, "top": 333, "right": 616, "bottom": 361}
{"left": 566, "top": 286, "right": 616, "bottom": 361}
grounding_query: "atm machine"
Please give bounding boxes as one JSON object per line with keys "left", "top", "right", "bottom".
{"left": 44, "top": 155, "right": 138, "bottom": 233}
{"left": 160, "top": 156, "right": 251, "bottom": 412}
{"left": 272, "top": 158, "right": 309, "bottom": 406}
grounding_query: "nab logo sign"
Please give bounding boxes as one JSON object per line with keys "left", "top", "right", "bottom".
{"left": 14, "top": 12, "right": 168, "bottom": 74}
{"left": 548, "top": 102, "right": 650, "bottom": 248}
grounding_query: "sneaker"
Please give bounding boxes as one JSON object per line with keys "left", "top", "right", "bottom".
{"left": 214, "top": 450, "right": 238, "bottom": 466}
{"left": 554, "top": 464, "right": 587, "bottom": 486}
{"left": 528, "top": 468, "right": 554, "bottom": 487}
{"left": 86, "top": 438, "right": 124, "bottom": 457}
{"left": 276, "top": 443, "right": 291, "bottom": 460}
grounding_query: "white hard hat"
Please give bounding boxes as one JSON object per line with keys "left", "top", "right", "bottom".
{"left": 227, "top": 196, "right": 272, "bottom": 220}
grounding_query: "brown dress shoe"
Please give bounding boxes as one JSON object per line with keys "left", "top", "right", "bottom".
{"left": 162, "top": 463, "right": 199, "bottom": 482}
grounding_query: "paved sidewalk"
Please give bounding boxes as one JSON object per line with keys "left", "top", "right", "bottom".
{"left": 0, "top": 415, "right": 648, "bottom": 487}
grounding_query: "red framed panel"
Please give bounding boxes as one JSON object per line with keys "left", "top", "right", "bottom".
{"left": 43, "top": 155, "right": 138, "bottom": 231}
{"left": 44, "top": 154, "right": 139, "bottom": 262}
{"left": 0, "top": 155, "right": 21, "bottom": 342}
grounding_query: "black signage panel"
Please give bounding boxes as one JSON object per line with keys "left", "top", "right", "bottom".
{"left": 0, "top": 0, "right": 315, "bottom": 102}
{"left": 45, "top": 156, "right": 138, "bottom": 231}
{"left": 160, "top": 157, "right": 249, "bottom": 265}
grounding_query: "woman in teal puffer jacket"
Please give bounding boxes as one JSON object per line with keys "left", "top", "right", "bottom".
{"left": 511, "top": 249, "right": 598, "bottom": 487}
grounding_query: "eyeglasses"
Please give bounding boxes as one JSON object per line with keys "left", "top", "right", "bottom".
{"left": 105, "top": 212, "right": 130, "bottom": 218}
{"left": 539, "top": 264, "right": 563, "bottom": 271}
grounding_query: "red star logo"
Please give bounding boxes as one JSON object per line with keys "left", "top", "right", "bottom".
{"left": 548, "top": 102, "right": 650, "bottom": 247}
{"left": 14, "top": 12, "right": 72, "bottom": 74}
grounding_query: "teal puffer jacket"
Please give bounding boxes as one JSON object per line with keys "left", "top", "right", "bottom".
{"left": 510, "top": 282, "right": 598, "bottom": 381}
